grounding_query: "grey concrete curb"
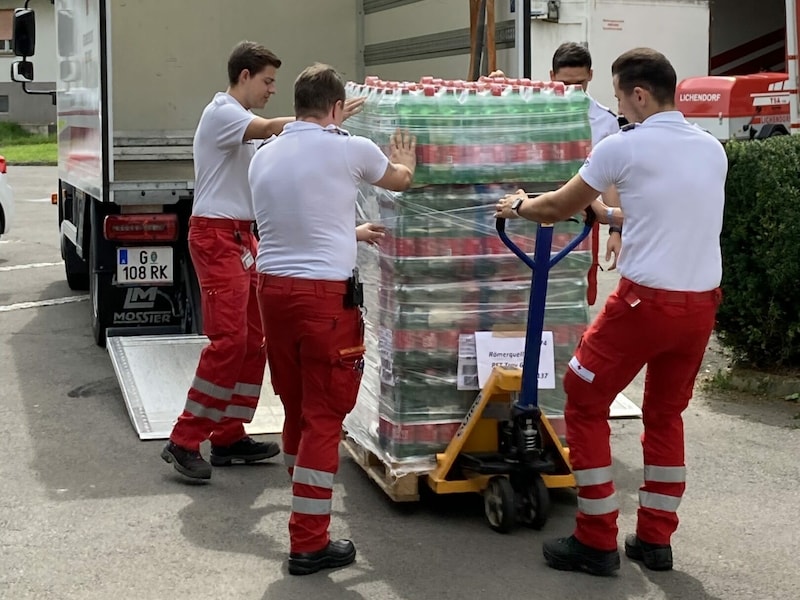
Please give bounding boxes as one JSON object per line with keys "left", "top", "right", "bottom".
{"left": 726, "top": 369, "right": 800, "bottom": 398}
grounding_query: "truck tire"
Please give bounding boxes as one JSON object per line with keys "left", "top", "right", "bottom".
{"left": 89, "top": 239, "right": 114, "bottom": 347}
{"left": 62, "top": 233, "right": 89, "bottom": 291}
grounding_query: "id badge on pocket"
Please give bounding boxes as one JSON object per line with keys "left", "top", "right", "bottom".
{"left": 241, "top": 247, "right": 255, "bottom": 270}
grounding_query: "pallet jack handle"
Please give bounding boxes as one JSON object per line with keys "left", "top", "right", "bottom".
{"left": 495, "top": 201, "right": 596, "bottom": 408}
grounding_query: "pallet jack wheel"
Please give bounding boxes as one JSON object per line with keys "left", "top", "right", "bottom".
{"left": 519, "top": 474, "right": 550, "bottom": 530}
{"left": 484, "top": 476, "right": 516, "bottom": 533}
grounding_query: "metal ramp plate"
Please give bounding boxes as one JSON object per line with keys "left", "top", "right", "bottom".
{"left": 107, "top": 335, "right": 284, "bottom": 440}
{"left": 611, "top": 394, "right": 642, "bottom": 419}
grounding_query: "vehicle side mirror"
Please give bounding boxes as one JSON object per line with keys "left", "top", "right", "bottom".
{"left": 13, "top": 8, "right": 36, "bottom": 57}
{"left": 11, "top": 60, "right": 34, "bottom": 83}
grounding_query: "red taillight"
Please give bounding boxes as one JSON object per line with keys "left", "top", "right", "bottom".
{"left": 0, "top": 156, "right": 6, "bottom": 174}
{"left": 103, "top": 214, "right": 179, "bottom": 242}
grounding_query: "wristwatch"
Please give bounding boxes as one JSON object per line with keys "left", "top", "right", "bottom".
{"left": 511, "top": 197, "right": 524, "bottom": 215}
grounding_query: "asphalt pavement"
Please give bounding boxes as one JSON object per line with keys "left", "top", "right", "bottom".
{"left": 1, "top": 166, "right": 798, "bottom": 600}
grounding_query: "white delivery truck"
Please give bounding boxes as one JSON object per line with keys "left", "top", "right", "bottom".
{"left": 10, "top": 0, "right": 713, "bottom": 437}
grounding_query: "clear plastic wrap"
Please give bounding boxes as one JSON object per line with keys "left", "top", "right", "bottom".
{"left": 342, "top": 78, "right": 594, "bottom": 477}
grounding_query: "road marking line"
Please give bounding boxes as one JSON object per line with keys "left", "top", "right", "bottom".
{"left": 0, "top": 261, "right": 62, "bottom": 272}
{"left": 0, "top": 295, "right": 88, "bottom": 313}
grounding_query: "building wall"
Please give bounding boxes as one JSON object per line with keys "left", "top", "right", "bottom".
{"left": 0, "top": 0, "right": 56, "bottom": 126}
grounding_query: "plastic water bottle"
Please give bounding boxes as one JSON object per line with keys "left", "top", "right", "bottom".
{"left": 429, "top": 87, "right": 461, "bottom": 184}
{"left": 459, "top": 88, "right": 482, "bottom": 183}
{"left": 565, "top": 84, "right": 592, "bottom": 164}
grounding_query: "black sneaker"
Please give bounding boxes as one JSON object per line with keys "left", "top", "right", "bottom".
{"left": 288, "top": 539, "right": 357, "bottom": 576}
{"left": 161, "top": 441, "right": 212, "bottom": 480}
{"left": 543, "top": 535, "right": 621, "bottom": 576}
{"left": 625, "top": 534, "right": 673, "bottom": 571}
{"left": 210, "top": 436, "right": 280, "bottom": 466}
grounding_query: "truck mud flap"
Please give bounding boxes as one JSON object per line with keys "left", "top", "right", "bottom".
{"left": 107, "top": 334, "right": 284, "bottom": 440}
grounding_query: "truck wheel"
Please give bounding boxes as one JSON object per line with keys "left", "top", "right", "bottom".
{"left": 62, "top": 233, "right": 89, "bottom": 291}
{"left": 89, "top": 239, "right": 113, "bottom": 347}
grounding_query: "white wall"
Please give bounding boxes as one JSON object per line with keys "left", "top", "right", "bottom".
{"left": 587, "top": 0, "right": 711, "bottom": 110}
{"left": 488, "top": 0, "right": 710, "bottom": 112}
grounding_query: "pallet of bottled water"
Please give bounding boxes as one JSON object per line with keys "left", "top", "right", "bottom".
{"left": 345, "top": 75, "right": 592, "bottom": 185}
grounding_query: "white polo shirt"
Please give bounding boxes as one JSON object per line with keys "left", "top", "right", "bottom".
{"left": 578, "top": 111, "right": 727, "bottom": 291}
{"left": 249, "top": 121, "right": 389, "bottom": 280}
{"left": 192, "top": 92, "right": 258, "bottom": 220}
{"left": 588, "top": 96, "right": 620, "bottom": 148}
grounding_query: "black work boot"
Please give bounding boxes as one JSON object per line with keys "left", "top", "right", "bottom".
{"left": 210, "top": 436, "right": 280, "bottom": 466}
{"left": 543, "top": 535, "right": 621, "bottom": 576}
{"left": 625, "top": 534, "right": 673, "bottom": 571}
{"left": 288, "top": 539, "right": 357, "bottom": 576}
{"left": 161, "top": 441, "right": 212, "bottom": 480}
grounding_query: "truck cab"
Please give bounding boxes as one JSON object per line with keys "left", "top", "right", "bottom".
{"left": 676, "top": 73, "right": 790, "bottom": 142}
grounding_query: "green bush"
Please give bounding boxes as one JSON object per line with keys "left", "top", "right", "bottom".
{"left": 717, "top": 135, "right": 800, "bottom": 369}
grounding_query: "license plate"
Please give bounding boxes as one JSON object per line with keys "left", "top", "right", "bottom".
{"left": 117, "top": 247, "right": 174, "bottom": 285}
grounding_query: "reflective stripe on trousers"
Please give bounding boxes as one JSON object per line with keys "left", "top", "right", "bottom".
{"left": 291, "top": 466, "right": 335, "bottom": 517}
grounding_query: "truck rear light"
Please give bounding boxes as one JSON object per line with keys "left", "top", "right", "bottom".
{"left": 104, "top": 214, "right": 179, "bottom": 242}
{"left": 0, "top": 156, "right": 6, "bottom": 174}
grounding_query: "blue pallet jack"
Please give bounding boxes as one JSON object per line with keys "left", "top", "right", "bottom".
{"left": 426, "top": 201, "right": 596, "bottom": 532}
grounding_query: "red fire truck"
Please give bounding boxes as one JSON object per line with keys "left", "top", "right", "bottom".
{"left": 677, "top": 0, "right": 800, "bottom": 142}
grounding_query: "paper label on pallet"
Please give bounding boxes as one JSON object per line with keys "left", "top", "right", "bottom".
{"left": 459, "top": 332, "right": 555, "bottom": 390}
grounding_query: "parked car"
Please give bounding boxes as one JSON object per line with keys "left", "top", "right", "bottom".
{"left": 0, "top": 156, "right": 14, "bottom": 239}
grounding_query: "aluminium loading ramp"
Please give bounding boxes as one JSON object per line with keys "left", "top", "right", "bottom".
{"left": 107, "top": 335, "right": 285, "bottom": 440}
{"left": 107, "top": 334, "right": 641, "bottom": 441}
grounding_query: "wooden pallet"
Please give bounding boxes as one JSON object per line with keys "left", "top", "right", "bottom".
{"left": 341, "top": 435, "right": 420, "bottom": 502}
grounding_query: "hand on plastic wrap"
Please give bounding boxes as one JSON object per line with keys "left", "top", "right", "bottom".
{"left": 343, "top": 97, "right": 366, "bottom": 121}
{"left": 356, "top": 222, "right": 386, "bottom": 246}
{"left": 606, "top": 231, "right": 621, "bottom": 271}
{"left": 488, "top": 69, "right": 506, "bottom": 78}
{"left": 389, "top": 128, "right": 417, "bottom": 170}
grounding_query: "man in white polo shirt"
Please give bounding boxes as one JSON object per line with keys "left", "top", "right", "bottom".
{"left": 491, "top": 41, "right": 624, "bottom": 270}
{"left": 249, "top": 63, "right": 416, "bottom": 576}
{"left": 161, "top": 40, "right": 366, "bottom": 481}
{"left": 548, "top": 42, "right": 624, "bottom": 270}
{"left": 495, "top": 47, "right": 726, "bottom": 576}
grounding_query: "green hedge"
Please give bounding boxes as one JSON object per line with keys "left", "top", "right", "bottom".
{"left": 717, "top": 135, "right": 800, "bottom": 368}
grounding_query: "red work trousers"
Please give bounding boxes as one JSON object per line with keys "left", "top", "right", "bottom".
{"left": 563, "top": 277, "right": 721, "bottom": 550}
{"left": 170, "top": 217, "right": 266, "bottom": 451}
{"left": 257, "top": 273, "right": 365, "bottom": 554}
